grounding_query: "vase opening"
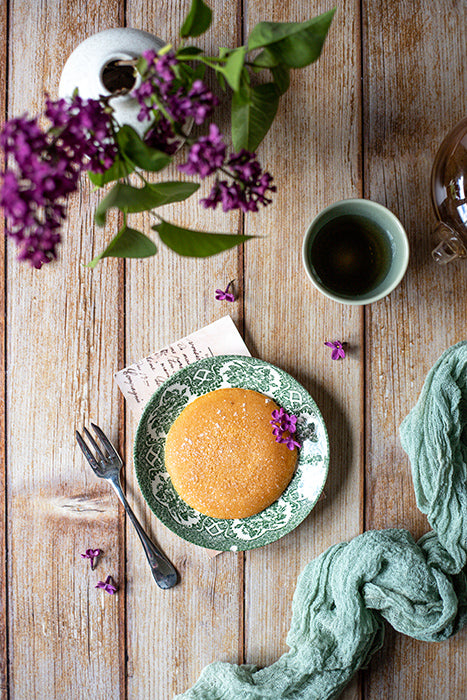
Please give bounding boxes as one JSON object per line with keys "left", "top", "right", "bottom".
{"left": 100, "top": 58, "right": 137, "bottom": 95}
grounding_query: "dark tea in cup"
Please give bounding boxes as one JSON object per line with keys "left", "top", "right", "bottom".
{"left": 302, "top": 199, "right": 409, "bottom": 305}
{"left": 309, "top": 214, "right": 392, "bottom": 297}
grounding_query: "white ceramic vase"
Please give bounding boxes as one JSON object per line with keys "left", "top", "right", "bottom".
{"left": 58, "top": 28, "right": 165, "bottom": 137}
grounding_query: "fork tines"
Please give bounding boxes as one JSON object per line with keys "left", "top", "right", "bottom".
{"left": 90, "top": 423, "right": 120, "bottom": 459}
{"left": 75, "top": 423, "right": 120, "bottom": 467}
{"left": 75, "top": 428, "right": 100, "bottom": 469}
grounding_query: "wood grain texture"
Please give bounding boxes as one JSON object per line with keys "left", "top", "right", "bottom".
{"left": 1, "top": 0, "right": 467, "bottom": 698}
{"left": 123, "top": 1, "right": 244, "bottom": 697}
{"left": 0, "top": 0, "right": 7, "bottom": 696}
{"left": 6, "top": 1, "right": 125, "bottom": 698}
{"left": 363, "top": 0, "right": 467, "bottom": 698}
{"left": 242, "top": 3, "right": 362, "bottom": 699}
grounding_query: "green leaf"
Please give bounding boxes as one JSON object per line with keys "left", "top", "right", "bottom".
{"left": 136, "top": 55, "right": 148, "bottom": 76}
{"left": 94, "top": 181, "right": 200, "bottom": 227}
{"left": 251, "top": 48, "right": 280, "bottom": 69}
{"left": 231, "top": 83, "right": 279, "bottom": 151}
{"left": 271, "top": 64, "right": 290, "bottom": 95}
{"left": 216, "top": 71, "right": 226, "bottom": 91}
{"left": 217, "top": 46, "right": 247, "bottom": 91}
{"left": 247, "top": 9, "right": 335, "bottom": 68}
{"left": 176, "top": 46, "right": 204, "bottom": 57}
{"left": 180, "top": 0, "right": 212, "bottom": 38}
{"left": 87, "top": 224, "right": 157, "bottom": 267}
{"left": 192, "top": 62, "right": 207, "bottom": 81}
{"left": 176, "top": 62, "right": 195, "bottom": 82}
{"left": 153, "top": 220, "right": 254, "bottom": 257}
{"left": 116, "top": 125, "right": 172, "bottom": 172}
{"left": 87, "top": 156, "right": 134, "bottom": 187}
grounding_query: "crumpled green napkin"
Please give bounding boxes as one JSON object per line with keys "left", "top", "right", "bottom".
{"left": 175, "top": 342, "right": 467, "bottom": 700}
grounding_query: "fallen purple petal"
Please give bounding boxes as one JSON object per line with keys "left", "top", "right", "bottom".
{"left": 324, "top": 341, "right": 346, "bottom": 360}
{"left": 95, "top": 575, "right": 118, "bottom": 595}
{"left": 80, "top": 548, "right": 103, "bottom": 570}
{"left": 215, "top": 281, "right": 235, "bottom": 302}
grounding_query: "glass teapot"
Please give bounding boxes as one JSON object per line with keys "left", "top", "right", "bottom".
{"left": 431, "top": 116, "right": 467, "bottom": 264}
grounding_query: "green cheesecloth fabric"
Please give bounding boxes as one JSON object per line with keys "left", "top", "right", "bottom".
{"left": 175, "top": 341, "right": 467, "bottom": 700}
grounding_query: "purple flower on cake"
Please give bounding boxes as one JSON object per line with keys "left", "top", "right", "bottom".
{"left": 282, "top": 436, "right": 301, "bottom": 451}
{"left": 80, "top": 548, "right": 102, "bottom": 570}
{"left": 95, "top": 575, "right": 118, "bottom": 595}
{"left": 270, "top": 408, "right": 285, "bottom": 425}
{"left": 215, "top": 281, "right": 235, "bottom": 302}
{"left": 270, "top": 408, "right": 301, "bottom": 450}
{"left": 325, "top": 341, "right": 346, "bottom": 360}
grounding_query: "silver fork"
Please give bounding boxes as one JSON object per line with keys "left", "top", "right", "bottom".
{"left": 76, "top": 423, "right": 178, "bottom": 589}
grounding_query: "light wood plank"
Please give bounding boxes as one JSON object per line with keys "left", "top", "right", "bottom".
{"left": 4, "top": 1, "right": 466, "bottom": 699}
{"left": 364, "top": 0, "right": 467, "bottom": 698}
{"left": 243, "top": 1, "right": 362, "bottom": 698}
{"left": 123, "top": 1, "right": 244, "bottom": 697}
{"left": 7, "top": 1, "right": 125, "bottom": 698}
{"left": 0, "top": 0, "right": 7, "bottom": 695}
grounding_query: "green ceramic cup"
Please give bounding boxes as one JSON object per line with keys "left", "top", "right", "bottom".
{"left": 302, "top": 199, "right": 409, "bottom": 305}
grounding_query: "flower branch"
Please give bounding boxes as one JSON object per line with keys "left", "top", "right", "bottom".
{"left": 0, "top": 0, "right": 334, "bottom": 268}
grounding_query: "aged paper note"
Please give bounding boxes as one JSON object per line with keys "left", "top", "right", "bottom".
{"left": 115, "top": 316, "right": 250, "bottom": 417}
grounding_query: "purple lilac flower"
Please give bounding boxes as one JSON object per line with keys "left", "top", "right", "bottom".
{"left": 154, "top": 52, "right": 179, "bottom": 82}
{"left": 270, "top": 408, "right": 301, "bottom": 450}
{"left": 201, "top": 149, "right": 276, "bottom": 214}
{"left": 215, "top": 280, "right": 235, "bottom": 302}
{"left": 144, "top": 117, "right": 179, "bottom": 155}
{"left": 200, "top": 180, "right": 236, "bottom": 212}
{"left": 45, "top": 96, "right": 116, "bottom": 173}
{"left": 226, "top": 149, "right": 276, "bottom": 210}
{"left": 282, "top": 414, "right": 297, "bottom": 433}
{"left": 282, "top": 436, "right": 301, "bottom": 451}
{"left": 324, "top": 341, "right": 346, "bottom": 360}
{"left": 179, "top": 124, "right": 226, "bottom": 178}
{"left": 187, "top": 80, "right": 220, "bottom": 125}
{"left": 96, "top": 575, "right": 118, "bottom": 595}
{"left": 133, "top": 51, "right": 218, "bottom": 131}
{"left": 0, "top": 94, "right": 116, "bottom": 267}
{"left": 271, "top": 408, "right": 285, "bottom": 422}
{"left": 80, "top": 548, "right": 102, "bottom": 571}
{"left": 166, "top": 83, "right": 218, "bottom": 125}
{"left": 132, "top": 52, "right": 173, "bottom": 122}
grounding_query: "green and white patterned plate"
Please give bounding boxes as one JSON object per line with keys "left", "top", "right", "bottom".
{"left": 134, "top": 355, "right": 329, "bottom": 551}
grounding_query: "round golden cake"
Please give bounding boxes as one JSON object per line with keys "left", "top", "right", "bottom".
{"left": 164, "top": 388, "right": 297, "bottom": 519}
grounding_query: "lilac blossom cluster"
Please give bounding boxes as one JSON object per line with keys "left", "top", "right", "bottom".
{"left": 180, "top": 124, "right": 276, "bottom": 213}
{"left": 132, "top": 49, "right": 219, "bottom": 154}
{"left": 134, "top": 49, "right": 276, "bottom": 213}
{"left": 270, "top": 408, "right": 301, "bottom": 451}
{"left": 0, "top": 95, "right": 116, "bottom": 268}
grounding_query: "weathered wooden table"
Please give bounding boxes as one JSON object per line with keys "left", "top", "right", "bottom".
{"left": 1, "top": 0, "right": 466, "bottom": 698}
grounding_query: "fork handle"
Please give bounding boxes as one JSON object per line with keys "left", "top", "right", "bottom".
{"left": 110, "top": 477, "right": 178, "bottom": 589}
